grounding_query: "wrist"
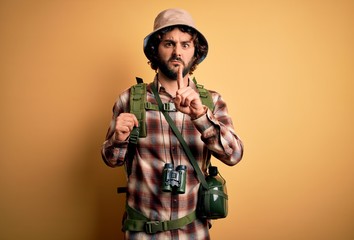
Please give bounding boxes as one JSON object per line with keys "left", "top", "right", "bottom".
{"left": 191, "top": 106, "right": 207, "bottom": 120}
{"left": 114, "top": 132, "right": 128, "bottom": 142}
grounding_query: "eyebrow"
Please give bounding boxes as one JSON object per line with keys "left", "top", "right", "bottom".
{"left": 162, "top": 39, "right": 193, "bottom": 44}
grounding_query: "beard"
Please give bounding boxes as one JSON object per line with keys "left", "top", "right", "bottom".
{"left": 157, "top": 56, "right": 194, "bottom": 80}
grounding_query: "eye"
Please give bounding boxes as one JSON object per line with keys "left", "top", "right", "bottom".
{"left": 164, "top": 42, "right": 173, "bottom": 48}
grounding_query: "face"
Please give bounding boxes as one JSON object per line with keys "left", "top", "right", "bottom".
{"left": 157, "top": 28, "right": 196, "bottom": 80}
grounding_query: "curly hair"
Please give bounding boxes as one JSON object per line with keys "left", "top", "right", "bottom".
{"left": 144, "top": 25, "right": 208, "bottom": 74}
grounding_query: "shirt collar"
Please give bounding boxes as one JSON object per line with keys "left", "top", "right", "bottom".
{"left": 152, "top": 74, "right": 197, "bottom": 94}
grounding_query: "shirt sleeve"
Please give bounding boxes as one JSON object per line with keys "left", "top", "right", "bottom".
{"left": 101, "top": 91, "right": 130, "bottom": 167}
{"left": 192, "top": 92, "right": 244, "bottom": 166}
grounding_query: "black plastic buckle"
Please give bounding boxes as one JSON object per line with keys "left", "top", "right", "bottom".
{"left": 163, "top": 102, "right": 176, "bottom": 111}
{"left": 145, "top": 221, "right": 162, "bottom": 234}
{"left": 129, "top": 127, "right": 139, "bottom": 145}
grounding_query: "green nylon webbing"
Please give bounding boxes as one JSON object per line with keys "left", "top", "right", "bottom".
{"left": 130, "top": 83, "right": 147, "bottom": 138}
{"left": 193, "top": 77, "right": 215, "bottom": 111}
{"left": 123, "top": 204, "right": 197, "bottom": 234}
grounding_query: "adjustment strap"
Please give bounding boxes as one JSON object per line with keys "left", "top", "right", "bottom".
{"left": 124, "top": 127, "right": 139, "bottom": 176}
{"left": 123, "top": 205, "right": 196, "bottom": 234}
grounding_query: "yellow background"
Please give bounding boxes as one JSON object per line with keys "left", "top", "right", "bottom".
{"left": 1, "top": 1, "right": 353, "bottom": 239}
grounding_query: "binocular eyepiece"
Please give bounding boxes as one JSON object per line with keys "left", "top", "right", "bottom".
{"left": 162, "top": 163, "right": 187, "bottom": 194}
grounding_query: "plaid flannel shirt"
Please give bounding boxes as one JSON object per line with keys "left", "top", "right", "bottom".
{"left": 101, "top": 77, "right": 243, "bottom": 240}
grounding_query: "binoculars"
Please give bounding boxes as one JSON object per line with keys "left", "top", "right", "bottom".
{"left": 162, "top": 163, "right": 187, "bottom": 194}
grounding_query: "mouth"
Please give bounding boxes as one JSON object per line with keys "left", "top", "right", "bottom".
{"left": 169, "top": 59, "right": 183, "bottom": 67}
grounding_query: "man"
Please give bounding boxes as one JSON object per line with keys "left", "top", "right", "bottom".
{"left": 101, "top": 8, "right": 243, "bottom": 240}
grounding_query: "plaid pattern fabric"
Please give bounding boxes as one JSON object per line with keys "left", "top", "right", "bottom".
{"left": 101, "top": 77, "right": 243, "bottom": 240}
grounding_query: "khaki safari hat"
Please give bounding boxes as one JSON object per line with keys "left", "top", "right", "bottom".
{"left": 143, "top": 8, "right": 208, "bottom": 64}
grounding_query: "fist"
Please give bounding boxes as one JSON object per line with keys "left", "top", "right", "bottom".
{"left": 115, "top": 113, "right": 139, "bottom": 141}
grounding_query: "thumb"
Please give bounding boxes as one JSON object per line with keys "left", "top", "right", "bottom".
{"left": 131, "top": 114, "right": 139, "bottom": 127}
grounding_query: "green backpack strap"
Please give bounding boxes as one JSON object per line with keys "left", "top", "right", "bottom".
{"left": 130, "top": 77, "right": 147, "bottom": 138}
{"left": 192, "top": 77, "right": 215, "bottom": 111}
{"left": 122, "top": 77, "right": 146, "bottom": 180}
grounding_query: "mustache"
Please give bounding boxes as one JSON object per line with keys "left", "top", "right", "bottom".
{"left": 169, "top": 57, "right": 184, "bottom": 64}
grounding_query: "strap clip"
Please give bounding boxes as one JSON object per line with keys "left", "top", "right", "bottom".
{"left": 129, "top": 127, "right": 139, "bottom": 145}
{"left": 163, "top": 102, "right": 176, "bottom": 111}
{"left": 145, "top": 220, "right": 165, "bottom": 234}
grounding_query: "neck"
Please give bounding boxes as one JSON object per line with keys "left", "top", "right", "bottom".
{"left": 157, "top": 72, "right": 189, "bottom": 95}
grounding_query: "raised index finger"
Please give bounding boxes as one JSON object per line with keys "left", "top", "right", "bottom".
{"left": 177, "top": 65, "right": 184, "bottom": 89}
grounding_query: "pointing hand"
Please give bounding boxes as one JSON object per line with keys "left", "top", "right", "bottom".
{"left": 174, "top": 65, "right": 206, "bottom": 119}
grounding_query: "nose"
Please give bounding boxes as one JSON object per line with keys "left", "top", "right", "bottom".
{"left": 173, "top": 44, "right": 182, "bottom": 57}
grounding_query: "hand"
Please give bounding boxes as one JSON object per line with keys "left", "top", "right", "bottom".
{"left": 174, "top": 65, "right": 205, "bottom": 119}
{"left": 115, "top": 113, "right": 139, "bottom": 141}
